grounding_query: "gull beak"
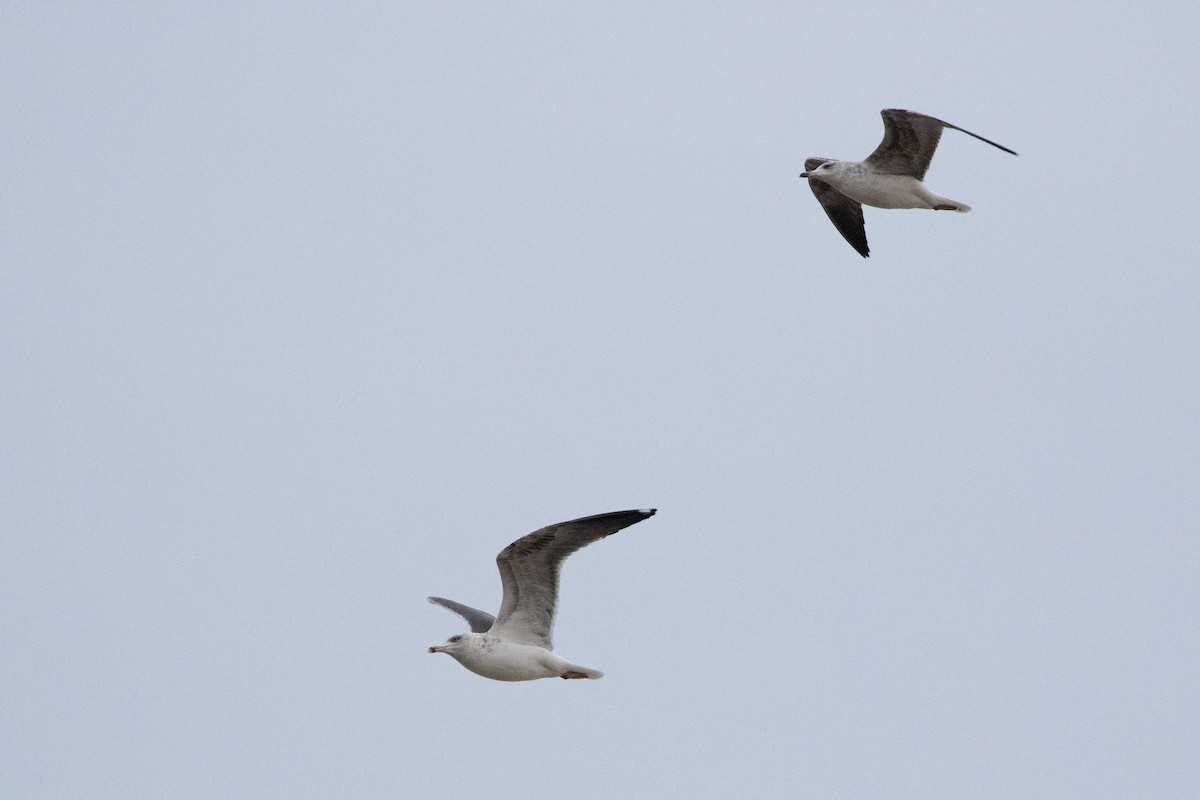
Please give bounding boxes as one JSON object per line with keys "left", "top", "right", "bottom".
{"left": 428, "top": 645, "right": 443, "bottom": 653}
{"left": 799, "top": 171, "right": 811, "bottom": 178}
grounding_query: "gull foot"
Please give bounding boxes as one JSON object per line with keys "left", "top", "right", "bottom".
{"left": 561, "top": 671, "right": 590, "bottom": 680}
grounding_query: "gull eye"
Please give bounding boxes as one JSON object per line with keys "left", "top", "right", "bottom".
{"left": 449, "top": 635, "right": 462, "bottom": 643}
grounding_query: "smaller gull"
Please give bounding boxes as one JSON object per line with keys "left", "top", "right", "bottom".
{"left": 800, "top": 109, "right": 1017, "bottom": 257}
{"left": 427, "top": 508, "right": 656, "bottom": 681}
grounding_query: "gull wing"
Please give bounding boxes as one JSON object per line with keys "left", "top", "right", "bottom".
{"left": 488, "top": 509, "right": 656, "bottom": 649}
{"left": 427, "top": 596, "right": 495, "bottom": 632}
{"left": 805, "top": 157, "right": 869, "bottom": 258}
{"left": 865, "top": 109, "right": 1017, "bottom": 179}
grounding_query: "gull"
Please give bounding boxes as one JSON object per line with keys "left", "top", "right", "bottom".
{"left": 427, "top": 508, "right": 656, "bottom": 681}
{"left": 800, "top": 109, "right": 1017, "bottom": 257}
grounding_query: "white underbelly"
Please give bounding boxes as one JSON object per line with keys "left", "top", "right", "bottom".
{"left": 839, "top": 174, "right": 934, "bottom": 209}
{"left": 459, "top": 641, "right": 563, "bottom": 682}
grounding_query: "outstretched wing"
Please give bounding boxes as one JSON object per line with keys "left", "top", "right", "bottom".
{"left": 427, "top": 596, "right": 495, "bottom": 632}
{"left": 805, "top": 157, "right": 869, "bottom": 258}
{"left": 489, "top": 509, "right": 656, "bottom": 649}
{"left": 865, "top": 109, "right": 1017, "bottom": 179}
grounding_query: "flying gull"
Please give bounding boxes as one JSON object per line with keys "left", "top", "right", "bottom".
{"left": 427, "top": 508, "right": 656, "bottom": 681}
{"left": 800, "top": 109, "right": 1017, "bottom": 257}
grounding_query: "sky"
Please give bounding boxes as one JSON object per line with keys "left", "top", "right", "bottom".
{"left": 3, "top": 3, "right": 1198, "bottom": 798}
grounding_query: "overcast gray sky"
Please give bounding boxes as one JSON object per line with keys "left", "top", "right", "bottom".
{"left": 4, "top": 3, "right": 1198, "bottom": 798}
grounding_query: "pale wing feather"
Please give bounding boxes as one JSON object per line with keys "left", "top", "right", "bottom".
{"left": 488, "top": 509, "right": 656, "bottom": 649}
{"left": 427, "top": 596, "right": 495, "bottom": 633}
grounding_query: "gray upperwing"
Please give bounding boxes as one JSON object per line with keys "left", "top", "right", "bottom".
{"left": 805, "top": 158, "right": 869, "bottom": 258}
{"left": 489, "top": 509, "right": 657, "bottom": 649}
{"left": 427, "top": 596, "right": 495, "bottom": 632}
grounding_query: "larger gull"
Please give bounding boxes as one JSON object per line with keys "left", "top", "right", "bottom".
{"left": 427, "top": 508, "right": 656, "bottom": 681}
{"left": 800, "top": 109, "right": 1017, "bottom": 257}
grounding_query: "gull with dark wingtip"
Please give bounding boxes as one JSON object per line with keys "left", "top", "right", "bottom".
{"left": 427, "top": 509, "right": 656, "bottom": 681}
{"left": 800, "top": 109, "right": 1017, "bottom": 258}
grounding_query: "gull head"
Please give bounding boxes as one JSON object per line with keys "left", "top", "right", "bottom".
{"left": 428, "top": 632, "right": 475, "bottom": 655}
{"left": 800, "top": 160, "right": 849, "bottom": 182}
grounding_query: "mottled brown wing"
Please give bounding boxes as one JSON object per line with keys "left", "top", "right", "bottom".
{"left": 864, "top": 110, "right": 946, "bottom": 179}
{"left": 866, "top": 109, "right": 1018, "bottom": 179}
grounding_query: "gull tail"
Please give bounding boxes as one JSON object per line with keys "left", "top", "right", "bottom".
{"left": 918, "top": 185, "right": 971, "bottom": 212}
{"left": 931, "top": 197, "right": 971, "bottom": 212}
{"left": 560, "top": 664, "right": 604, "bottom": 680}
